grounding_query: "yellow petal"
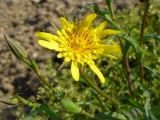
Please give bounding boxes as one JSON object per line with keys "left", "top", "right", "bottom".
{"left": 95, "top": 21, "right": 107, "bottom": 33}
{"left": 38, "top": 40, "right": 58, "bottom": 50}
{"left": 57, "top": 53, "right": 63, "bottom": 58}
{"left": 89, "top": 64, "right": 105, "bottom": 84}
{"left": 35, "top": 32, "right": 58, "bottom": 41}
{"left": 103, "top": 44, "right": 121, "bottom": 56}
{"left": 102, "top": 54, "right": 117, "bottom": 59}
{"left": 71, "top": 61, "right": 79, "bottom": 81}
{"left": 65, "top": 57, "right": 71, "bottom": 62}
{"left": 99, "top": 29, "right": 121, "bottom": 39}
{"left": 83, "top": 14, "right": 97, "bottom": 28}
{"left": 60, "top": 17, "right": 70, "bottom": 29}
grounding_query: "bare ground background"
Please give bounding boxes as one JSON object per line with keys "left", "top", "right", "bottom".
{"left": 0, "top": 0, "right": 140, "bottom": 119}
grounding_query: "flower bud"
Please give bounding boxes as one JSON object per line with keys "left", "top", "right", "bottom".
{"left": 60, "top": 97, "right": 82, "bottom": 114}
{"left": 0, "top": 96, "right": 19, "bottom": 105}
{"left": 16, "top": 94, "right": 37, "bottom": 107}
{"left": 4, "top": 33, "right": 27, "bottom": 60}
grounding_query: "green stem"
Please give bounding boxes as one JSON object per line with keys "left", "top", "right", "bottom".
{"left": 36, "top": 73, "right": 58, "bottom": 92}
{"left": 82, "top": 73, "right": 121, "bottom": 106}
{"left": 140, "top": 0, "right": 150, "bottom": 47}
{"left": 22, "top": 59, "right": 58, "bottom": 93}
{"left": 105, "top": 0, "right": 115, "bottom": 20}
{"left": 139, "top": 0, "right": 150, "bottom": 83}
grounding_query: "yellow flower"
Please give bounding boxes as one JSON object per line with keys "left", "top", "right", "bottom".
{"left": 35, "top": 13, "right": 121, "bottom": 84}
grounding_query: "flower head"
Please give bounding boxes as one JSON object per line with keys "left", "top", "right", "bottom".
{"left": 35, "top": 14, "right": 121, "bottom": 83}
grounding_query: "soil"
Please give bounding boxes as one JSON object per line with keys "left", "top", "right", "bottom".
{"left": 0, "top": 0, "right": 139, "bottom": 119}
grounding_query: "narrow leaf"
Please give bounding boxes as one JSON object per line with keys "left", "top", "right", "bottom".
{"left": 120, "top": 109, "right": 134, "bottom": 120}
{"left": 143, "top": 65, "right": 160, "bottom": 79}
{"left": 23, "top": 104, "right": 61, "bottom": 120}
{"left": 144, "top": 34, "right": 160, "bottom": 41}
{"left": 121, "top": 99, "right": 144, "bottom": 113}
{"left": 37, "top": 104, "right": 60, "bottom": 118}
{"left": 118, "top": 34, "right": 143, "bottom": 60}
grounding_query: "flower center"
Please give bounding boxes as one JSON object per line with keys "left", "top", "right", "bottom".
{"left": 67, "top": 27, "right": 95, "bottom": 52}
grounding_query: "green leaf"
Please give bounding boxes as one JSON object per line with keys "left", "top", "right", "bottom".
{"left": 71, "top": 3, "right": 110, "bottom": 22}
{"left": 89, "top": 112, "right": 127, "bottom": 120}
{"left": 130, "top": 66, "right": 139, "bottom": 80}
{"left": 23, "top": 107, "right": 37, "bottom": 120}
{"left": 151, "top": 106, "right": 160, "bottom": 119}
{"left": 120, "top": 109, "right": 134, "bottom": 120}
{"left": 139, "top": 84, "right": 153, "bottom": 119}
{"left": 143, "top": 65, "right": 160, "bottom": 79}
{"left": 151, "top": 106, "right": 160, "bottom": 115}
{"left": 23, "top": 104, "right": 61, "bottom": 120}
{"left": 129, "top": 23, "right": 141, "bottom": 32}
{"left": 123, "top": 42, "right": 131, "bottom": 55}
{"left": 139, "top": 84, "right": 150, "bottom": 98}
{"left": 144, "top": 34, "right": 160, "bottom": 41}
{"left": 99, "top": 11, "right": 121, "bottom": 31}
{"left": 149, "top": 111, "right": 158, "bottom": 120}
{"left": 23, "top": 116, "right": 34, "bottom": 120}
{"left": 118, "top": 34, "right": 143, "bottom": 60}
{"left": 37, "top": 104, "right": 60, "bottom": 118}
{"left": 130, "top": 108, "right": 139, "bottom": 120}
{"left": 121, "top": 99, "right": 144, "bottom": 113}
{"left": 133, "top": 34, "right": 160, "bottom": 41}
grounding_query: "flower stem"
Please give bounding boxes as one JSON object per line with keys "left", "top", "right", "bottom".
{"left": 140, "top": 0, "right": 150, "bottom": 47}
{"left": 124, "top": 56, "right": 134, "bottom": 95}
{"left": 139, "top": 0, "right": 150, "bottom": 83}
{"left": 82, "top": 73, "right": 121, "bottom": 106}
{"left": 105, "top": 0, "right": 115, "bottom": 20}
{"left": 22, "top": 59, "right": 58, "bottom": 93}
{"left": 119, "top": 38, "right": 134, "bottom": 95}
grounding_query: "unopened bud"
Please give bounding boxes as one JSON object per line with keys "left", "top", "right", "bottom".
{"left": 4, "top": 33, "right": 27, "bottom": 60}
{"left": 16, "top": 94, "right": 37, "bottom": 107}
{"left": 0, "top": 96, "right": 19, "bottom": 105}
